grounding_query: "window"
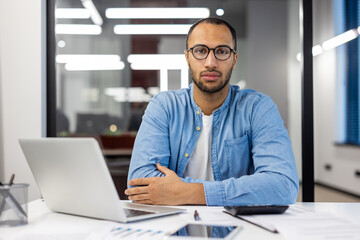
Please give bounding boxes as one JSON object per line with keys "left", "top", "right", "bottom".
{"left": 335, "top": 0, "right": 360, "bottom": 146}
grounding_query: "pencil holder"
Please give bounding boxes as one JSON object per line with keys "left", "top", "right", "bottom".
{"left": 0, "top": 184, "right": 29, "bottom": 226}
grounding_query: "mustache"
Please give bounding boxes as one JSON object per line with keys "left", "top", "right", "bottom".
{"left": 200, "top": 69, "right": 222, "bottom": 76}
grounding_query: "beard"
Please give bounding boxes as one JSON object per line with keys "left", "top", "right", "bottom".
{"left": 190, "top": 65, "right": 233, "bottom": 94}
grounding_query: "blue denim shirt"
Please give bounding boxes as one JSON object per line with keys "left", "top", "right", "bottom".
{"left": 128, "top": 84, "right": 299, "bottom": 206}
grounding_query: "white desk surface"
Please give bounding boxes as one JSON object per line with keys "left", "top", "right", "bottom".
{"left": 1, "top": 200, "right": 360, "bottom": 240}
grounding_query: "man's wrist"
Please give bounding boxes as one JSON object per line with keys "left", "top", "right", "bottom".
{"left": 183, "top": 183, "right": 206, "bottom": 205}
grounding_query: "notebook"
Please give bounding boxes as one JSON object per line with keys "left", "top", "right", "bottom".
{"left": 19, "top": 138, "right": 185, "bottom": 222}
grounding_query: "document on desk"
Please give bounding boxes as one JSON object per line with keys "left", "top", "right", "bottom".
{"left": 241, "top": 205, "right": 360, "bottom": 240}
{"left": 86, "top": 224, "right": 172, "bottom": 240}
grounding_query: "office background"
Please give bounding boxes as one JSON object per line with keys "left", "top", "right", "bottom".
{"left": 0, "top": 0, "right": 359, "bottom": 202}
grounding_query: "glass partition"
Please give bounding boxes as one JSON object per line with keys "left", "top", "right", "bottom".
{"left": 50, "top": 0, "right": 303, "bottom": 200}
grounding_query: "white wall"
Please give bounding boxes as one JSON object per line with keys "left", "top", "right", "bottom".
{"left": 0, "top": 0, "right": 45, "bottom": 201}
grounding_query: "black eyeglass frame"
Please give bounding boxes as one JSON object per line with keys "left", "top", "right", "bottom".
{"left": 186, "top": 44, "right": 237, "bottom": 61}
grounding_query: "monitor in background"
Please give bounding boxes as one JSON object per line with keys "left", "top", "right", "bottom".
{"left": 75, "top": 113, "right": 109, "bottom": 135}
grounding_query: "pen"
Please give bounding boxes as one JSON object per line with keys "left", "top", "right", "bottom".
{"left": 223, "top": 211, "right": 279, "bottom": 234}
{"left": 9, "top": 174, "right": 15, "bottom": 186}
{"left": 194, "top": 210, "right": 201, "bottom": 221}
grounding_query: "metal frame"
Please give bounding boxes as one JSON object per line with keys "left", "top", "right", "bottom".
{"left": 46, "top": 0, "right": 56, "bottom": 137}
{"left": 300, "top": 0, "right": 314, "bottom": 202}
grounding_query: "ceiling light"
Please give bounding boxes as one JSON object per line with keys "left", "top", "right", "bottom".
{"left": 57, "top": 40, "right": 66, "bottom": 48}
{"left": 55, "top": 24, "right": 102, "bottom": 35}
{"left": 106, "top": 8, "right": 210, "bottom": 19}
{"left": 114, "top": 24, "right": 191, "bottom": 35}
{"left": 147, "top": 87, "right": 160, "bottom": 96}
{"left": 81, "top": 0, "right": 103, "bottom": 25}
{"left": 56, "top": 54, "right": 120, "bottom": 63}
{"left": 57, "top": 54, "right": 124, "bottom": 71}
{"left": 216, "top": 8, "right": 225, "bottom": 16}
{"left": 105, "top": 87, "right": 152, "bottom": 102}
{"left": 105, "top": 87, "right": 145, "bottom": 96}
{"left": 322, "top": 29, "right": 358, "bottom": 50}
{"left": 312, "top": 45, "right": 323, "bottom": 56}
{"left": 55, "top": 8, "right": 90, "bottom": 19}
{"left": 114, "top": 95, "right": 152, "bottom": 103}
{"left": 65, "top": 61, "right": 125, "bottom": 71}
{"left": 127, "top": 54, "right": 187, "bottom": 70}
{"left": 296, "top": 29, "right": 359, "bottom": 61}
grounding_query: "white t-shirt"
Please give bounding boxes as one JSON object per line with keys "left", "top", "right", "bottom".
{"left": 183, "top": 114, "right": 214, "bottom": 181}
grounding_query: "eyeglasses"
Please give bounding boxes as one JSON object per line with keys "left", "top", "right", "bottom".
{"left": 186, "top": 45, "right": 236, "bottom": 61}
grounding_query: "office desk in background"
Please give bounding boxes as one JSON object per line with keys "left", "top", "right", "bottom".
{"left": 1, "top": 200, "right": 360, "bottom": 240}
{"left": 102, "top": 148, "right": 132, "bottom": 200}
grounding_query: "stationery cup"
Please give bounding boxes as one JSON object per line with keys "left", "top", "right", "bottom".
{"left": 0, "top": 183, "right": 29, "bottom": 226}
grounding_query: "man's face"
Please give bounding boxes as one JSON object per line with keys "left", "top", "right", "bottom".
{"left": 185, "top": 23, "right": 238, "bottom": 94}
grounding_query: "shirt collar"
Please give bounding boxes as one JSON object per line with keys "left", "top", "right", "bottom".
{"left": 189, "top": 83, "right": 232, "bottom": 116}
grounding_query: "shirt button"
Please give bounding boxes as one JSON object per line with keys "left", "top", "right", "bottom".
{"left": 196, "top": 126, "right": 201, "bottom": 131}
{"left": 185, "top": 153, "right": 189, "bottom": 158}
{"left": 196, "top": 111, "right": 200, "bottom": 114}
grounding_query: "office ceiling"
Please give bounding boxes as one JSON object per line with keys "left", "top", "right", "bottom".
{"left": 55, "top": 0, "right": 247, "bottom": 38}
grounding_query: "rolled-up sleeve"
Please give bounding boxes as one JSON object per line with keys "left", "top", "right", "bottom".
{"left": 127, "top": 96, "right": 169, "bottom": 186}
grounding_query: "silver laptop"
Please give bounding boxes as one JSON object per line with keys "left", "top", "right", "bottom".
{"left": 19, "top": 138, "right": 185, "bottom": 222}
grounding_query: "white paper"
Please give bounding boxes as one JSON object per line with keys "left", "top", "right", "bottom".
{"left": 241, "top": 205, "right": 360, "bottom": 240}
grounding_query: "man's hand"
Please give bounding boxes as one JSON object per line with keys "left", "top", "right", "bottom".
{"left": 125, "top": 163, "right": 206, "bottom": 205}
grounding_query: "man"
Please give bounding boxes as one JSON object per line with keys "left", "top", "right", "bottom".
{"left": 125, "top": 18, "right": 299, "bottom": 206}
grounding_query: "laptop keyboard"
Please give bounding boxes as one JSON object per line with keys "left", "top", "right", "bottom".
{"left": 123, "top": 208, "right": 156, "bottom": 218}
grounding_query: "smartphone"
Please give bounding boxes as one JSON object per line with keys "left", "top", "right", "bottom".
{"left": 165, "top": 223, "right": 242, "bottom": 239}
{"left": 224, "top": 205, "right": 289, "bottom": 215}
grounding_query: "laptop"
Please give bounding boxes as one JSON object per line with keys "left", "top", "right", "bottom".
{"left": 19, "top": 138, "right": 185, "bottom": 222}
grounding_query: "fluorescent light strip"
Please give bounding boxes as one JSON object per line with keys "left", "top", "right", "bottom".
{"left": 127, "top": 54, "right": 188, "bottom": 69}
{"left": 114, "top": 24, "right": 191, "bottom": 35}
{"left": 56, "top": 24, "right": 101, "bottom": 35}
{"left": 55, "top": 8, "right": 90, "bottom": 19}
{"left": 322, "top": 29, "right": 358, "bottom": 50}
{"left": 65, "top": 61, "right": 125, "bottom": 71}
{"left": 106, "top": 8, "right": 210, "bottom": 19}
{"left": 312, "top": 45, "right": 323, "bottom": 56}
{"left": 105, "top": 87, "right": 152, "bottom": 102}
{"left": 296, "top": 28, "right": 360, "bottom": 61}
{"left": 296, "top": 44, "right": 323, "bottom": 61}
{"left": 114, "top": 95, "right": 152, "bottom": 102}
{"left": 148, "top": 87, "right": 160, "bottom": 96}
{"left": 56, "top": 54, "right": 120, "bottom": 63}
{"left": 105, "top": 87, "right": 145, "bottom": 96}
{"left": 81, "top": 0, "right": 103, "bottom": 25}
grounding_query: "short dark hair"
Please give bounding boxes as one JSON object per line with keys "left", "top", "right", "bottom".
{"left": 186, "top": 18, "right": 237, "bottom": 51}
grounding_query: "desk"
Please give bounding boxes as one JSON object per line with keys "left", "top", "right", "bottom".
{"left": 1, "top": 200, "right": 360, "bottom": 239}
{"left": 102, "top": 149, "right": 132, "bottom": 157}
